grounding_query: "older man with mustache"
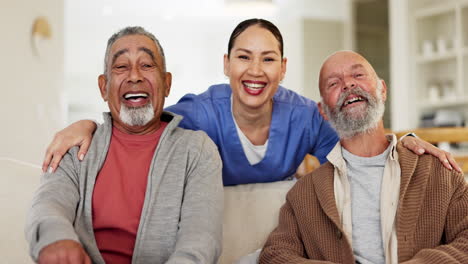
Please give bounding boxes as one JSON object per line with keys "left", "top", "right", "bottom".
{"left": 25, "top": 26, "right": 223, "bottom": 264}
{"left": 259, "top": 51, "right": 468, "bottom": 264}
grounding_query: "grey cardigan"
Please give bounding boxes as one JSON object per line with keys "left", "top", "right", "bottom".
{"left": 25, "top": 112, "right": 223, "bottom": 264}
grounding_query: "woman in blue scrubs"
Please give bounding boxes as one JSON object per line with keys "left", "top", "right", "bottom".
{"left": 42, "top": 19, "right": 459, "bottom": 185}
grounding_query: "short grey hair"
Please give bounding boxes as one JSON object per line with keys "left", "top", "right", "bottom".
{"left": 103, "top": 26, "right": 166, "bottom": 75}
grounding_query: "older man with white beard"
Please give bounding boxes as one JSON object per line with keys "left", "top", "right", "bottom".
{"left": 25, "top": 26, "right": 223, "bottom": 264}
{"left": 259, "top": 51, "right": 468, "bottom": 264}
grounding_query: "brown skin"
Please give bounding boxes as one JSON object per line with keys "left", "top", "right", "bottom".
{"left": 41, "top": 35, "right": 172, "bottom": 172}
{"left": 43, "top": 120, "right": 97, "bottom": 172}
{"left": 38, "top": 34, "right": 172, "bottom": 261}
{"left": 38, "top": 240, "right": 91, "bottom": 264}
{"left": 98, "top": 34, "right": 172, "bottom": 135}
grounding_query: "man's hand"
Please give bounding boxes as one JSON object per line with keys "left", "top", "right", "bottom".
{"left": 42, "top": 120, "right": 97, "bottom": 173}
{"left": 38, "top": 240, "right": 91, "bottom": 264}
{"left": 401, "top": 136, "right": 462, "bottom": 172}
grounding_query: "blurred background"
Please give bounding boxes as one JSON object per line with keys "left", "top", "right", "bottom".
{"left": 1, "top": 0, "right": 467, "bottom": 166}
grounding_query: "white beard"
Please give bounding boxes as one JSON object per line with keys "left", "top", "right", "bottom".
{"left": 322, "top": 82, "right": 385, "bottom": 139}
{"left": 119, "top": 103, "right": 154, "bottom": 126}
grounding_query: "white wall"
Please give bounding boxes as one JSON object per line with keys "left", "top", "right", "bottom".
{"left": 64, "top": 0, "right": 352, "bottom": 123}
{"left": 303, "top": 20, "right": 346, "bottom": 102}
{"left": 0, "top": 0, "right": 64, "bottom": 165}
{"left": 389, "top": 0, "right": 413, "bottom": 131}
{"left": 0, "top": 0, "right": 352, "bottom": 165}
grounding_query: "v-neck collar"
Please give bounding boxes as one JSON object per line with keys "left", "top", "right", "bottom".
{"left": 227, "top": 94, "right": 280, "bottom": 167}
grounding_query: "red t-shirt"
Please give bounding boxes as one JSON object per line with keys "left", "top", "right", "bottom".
{"left": 92, "top": 122, "right": 168, "bottom": 264}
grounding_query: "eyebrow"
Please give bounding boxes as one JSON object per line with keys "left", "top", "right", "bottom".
{"left": 326, "top": 74, "right": 341, "bottom": 82}
{"left": 112, "top": 48, "right": 129, "bottom": 66}
{"left": 111, "top": 47, "right": 158, "bottom": 66}
{"left": 139, "top": 47, "right": 156, "bottom": 63}
{"left": 325, "top": 64, "right": 367, "bottom": 82}
{"left": 234, "top": 48, "right": 279, "bottom": 56}
{"left": 351, "top": 64, "right": 365, "bottom": 70}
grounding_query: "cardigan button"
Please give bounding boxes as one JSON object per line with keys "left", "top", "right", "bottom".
{"left": 336, "top": 230, "right": 343, "bottom": 239}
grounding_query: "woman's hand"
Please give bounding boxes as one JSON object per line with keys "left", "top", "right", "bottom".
{"left": 42, "top": 120, "right": 97, "bottom": 173}
{"left": 401, "top": 136, "right": 462, "bottom": 172}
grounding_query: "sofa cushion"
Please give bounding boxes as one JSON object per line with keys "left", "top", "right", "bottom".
{"left": 0, "top": 159, "right": 40, "bottom": 264}
{"left": 220, "top": 180, "right": 295, "bottom": 264}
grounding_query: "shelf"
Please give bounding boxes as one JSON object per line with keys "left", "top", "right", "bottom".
{"left": 414, "top": 3, "right": 456, "bottom": 19}
{"left": 402, "top": 0, "right": 468, "bottom": 131}
{"left": 419, "top": 97, "right": 468, "bottom": 110}
{"left": 416, "top": 50, "right": 457, "bottom": 63}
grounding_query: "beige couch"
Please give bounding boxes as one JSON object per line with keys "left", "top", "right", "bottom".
{"left": 0, "top": 159, "right": 39, "bottom": 264}
{"left": 221, "top": 181, "right": 294, "bottom": 263}
{"left": 1, "top": 159, "right": 293, "bottom": 264}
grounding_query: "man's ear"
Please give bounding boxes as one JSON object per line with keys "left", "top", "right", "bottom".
{"left": 164, "top": 72, "right": 172, "bottom": 97}
{"left": 98, "top": 74, "right": 108, "bottom": 101}
{"left": 317, "top": 101, "right": 329, "bottom": 120}
{"left": 380, "top": 79, "right": 388, "bottom": 102}
{"left": 223, "top": 54, "right": 230, "bottom": 77}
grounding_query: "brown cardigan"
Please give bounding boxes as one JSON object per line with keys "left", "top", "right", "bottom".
{"left": 259, "top": 143, "right": 468, "bottom": 264}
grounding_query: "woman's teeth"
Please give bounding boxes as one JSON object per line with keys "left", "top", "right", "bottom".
{"left": 243, "top": 82, "right": 266, "bottom": 89}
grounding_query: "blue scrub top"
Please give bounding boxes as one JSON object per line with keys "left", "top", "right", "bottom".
{"left": 165, "top": 83, "right": 339, "bottom": 185}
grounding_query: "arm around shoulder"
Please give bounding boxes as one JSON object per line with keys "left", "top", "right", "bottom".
{"left": 42, "top": 119, "right": 98, "bottom": 173}
{"left": 165, "top": 132, "right": 223, "bottom": 264}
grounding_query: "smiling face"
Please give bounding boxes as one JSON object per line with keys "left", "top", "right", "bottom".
{"left": 318, "top": 51, "right": 387, "bottom": 138}
{"left": 224, "top": 25, "right": 287, "bottom": 111}
{"left": 98, "top": 34, "right": 172, "bottom": 134}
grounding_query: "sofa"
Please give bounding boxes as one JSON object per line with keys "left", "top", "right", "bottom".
{"left": 0, "top": 159, "right": 38, "bottom": 264}
{"left": 0, "top": 159, "right": 293, "bottom": 264}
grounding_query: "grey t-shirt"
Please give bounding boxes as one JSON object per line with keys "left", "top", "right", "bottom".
{"left": 342, "top": 143, "right": 392, "bottom": 264}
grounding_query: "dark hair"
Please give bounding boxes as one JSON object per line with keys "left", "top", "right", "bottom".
{"left": 227, "top": 18, "right": 284, "bottom": 58}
